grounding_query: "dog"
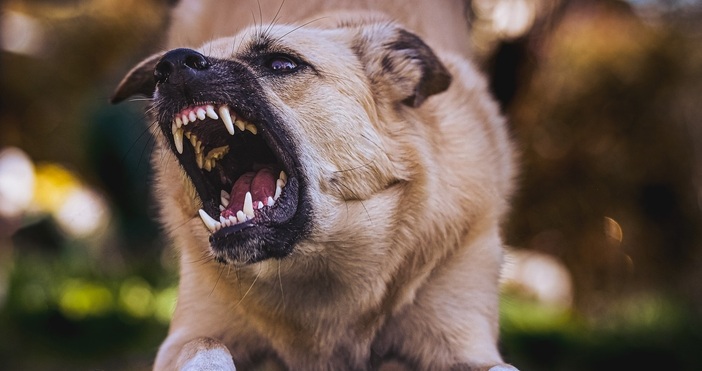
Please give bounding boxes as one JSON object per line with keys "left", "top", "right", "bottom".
{"left": 112, "top": 1, "right": 517, "bottom": 369}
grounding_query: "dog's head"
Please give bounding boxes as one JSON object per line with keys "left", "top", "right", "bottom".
{"left": 113, "top": 19, "right": 451, "bottom": 265}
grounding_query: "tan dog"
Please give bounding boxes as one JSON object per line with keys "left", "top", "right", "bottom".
{"left": 113, "top": 1, "right": 517, "bottom": 369}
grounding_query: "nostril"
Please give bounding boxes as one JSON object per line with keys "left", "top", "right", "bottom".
{"left": 154, "top": 60, "right": 174, "bottom": 84}
{"left": 184, "top": 53, "right": 210, "bottom": 70}
{"left": 153, "top": 48, "right": 211, "bottom": 84}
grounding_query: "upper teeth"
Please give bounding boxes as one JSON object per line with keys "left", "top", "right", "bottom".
{"left": 170, "top": 103, "right": 258, "bottom": 171}
{"left": 198, "top": 170, "right": 289, "bottom": 233}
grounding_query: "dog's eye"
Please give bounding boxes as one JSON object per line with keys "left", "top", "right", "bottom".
{"left": 266, "top": 55, "right": 299, "bottom": 72}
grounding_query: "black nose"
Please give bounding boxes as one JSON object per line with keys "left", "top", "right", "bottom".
{"left": 154, "top": 48, "right": 211, "bottom": 84}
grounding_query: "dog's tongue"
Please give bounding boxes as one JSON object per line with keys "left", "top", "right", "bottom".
{"left": 225, "top": 167, "right": 276, "bottom": 214}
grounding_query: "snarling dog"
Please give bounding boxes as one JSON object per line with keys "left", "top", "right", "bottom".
{"left": 113, "top": 4, "right": 517, "bottom": 371}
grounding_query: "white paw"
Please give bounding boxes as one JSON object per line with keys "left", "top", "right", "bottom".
{"left": 488, "top": 365, "right": 520, "bottom": 371}
{"left": 177, "top": 337, "right": 236, "bottom": 371}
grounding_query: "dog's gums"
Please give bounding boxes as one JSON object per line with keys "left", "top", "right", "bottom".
{"left": 168, "top": 103, "right": 289, "bottom": 232}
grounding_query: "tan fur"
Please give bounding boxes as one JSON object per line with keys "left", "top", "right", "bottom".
{"left": 116, "top": 1, "right": 517, "bottom": 370}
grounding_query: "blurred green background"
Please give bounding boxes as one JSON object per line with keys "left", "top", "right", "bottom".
{"left": 1, "top": 0, "right": 701, "bottom": 370}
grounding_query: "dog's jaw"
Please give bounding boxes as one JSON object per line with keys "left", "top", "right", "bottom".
{"left": 153, "top": 53, "right": 312, "bottom": 265}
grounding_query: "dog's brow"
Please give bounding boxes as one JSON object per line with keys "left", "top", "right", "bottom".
{"left": 248, "top": 35, "right": 274, "bottom": 54}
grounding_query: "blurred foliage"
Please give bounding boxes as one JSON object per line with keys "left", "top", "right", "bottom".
{"left": 0, "top": 0, "right": 701, "bottom": 370}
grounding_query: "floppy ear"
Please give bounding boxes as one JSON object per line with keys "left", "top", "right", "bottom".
{"left": 110, "top": 52, "right": 163, "bottom": 104}
{"left": 353, "top": 25, "right": 452, "bottom": 107}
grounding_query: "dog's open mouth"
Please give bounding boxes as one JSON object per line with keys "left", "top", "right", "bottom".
{"left": 163, "top": 99, "right": 304, "bottom": 257}
{"left": 168, "top": 103, "right": 292, "bottom": 232}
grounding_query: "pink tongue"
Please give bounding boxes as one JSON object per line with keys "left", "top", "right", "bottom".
{"left": 224, "top": 167, "right": 277, "bottom": 216}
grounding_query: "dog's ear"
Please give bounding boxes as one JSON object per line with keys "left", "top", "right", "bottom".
{"left": 353, "top": 26, "right": 452, "bottom": 107}
{"left": 111, "top": 53, "right": 163, "bottom": 104}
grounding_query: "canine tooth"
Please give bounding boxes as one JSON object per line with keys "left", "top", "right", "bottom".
{"left": 274, "top": 185, "right": 282, "bottom": 200}
{"left": 175, "top": 116, "right": 183, "bottom": 128}
{"left": 245, "top": 124, "right": 258, "bottom": 135}
{"left": 206, "top": 105, "right": 219, "bottom": 120}
{"left": 279, "top": 171, "right": 287, "bottom": 183}
{"left": 221, "top": 111, "right": 235, "bottom": 135}
{"left": 196, "top": 108, "right": 206, "bottom": 120}
{"left": 218, "top": 105, "right": 232, "bottom": 126}
{"left": 276, "top": 179, "right": 286, "bottom": 189}
{"left": 188, "top": 111, "right": 197, "bottom": 123}
{"left": 243, "top": 192, "right": 255, "bottom": 217}
{"left": 196, "top": 151, "right": 204, "bottom": 169}
{"left": 198, "top": 209, "right": 218, "bottom": 232}
{"left": 267, "top": 196, "right": 275, "bottom": 207}
{"left": 174, "top": 127, "right": 184, "bottom": 154}
{"left": 236, "top": 210, "right": 247, "bottom": 223}
{"left": 182, "top": 114, "right": 190, "bottom": 126}
{"left": 220, "top": 190, "right": 230, "bottom": 207}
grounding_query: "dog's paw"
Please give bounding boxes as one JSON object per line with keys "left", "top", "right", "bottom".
{"left": 488, "top": 364, "right": 519, "bottom": 371}
{"left": 176, "top": 337, "right": 236, "bottom": 371}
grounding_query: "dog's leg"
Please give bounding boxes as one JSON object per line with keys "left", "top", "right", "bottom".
{"left": 175, "top": 337, "right": 236, "bottom": 371}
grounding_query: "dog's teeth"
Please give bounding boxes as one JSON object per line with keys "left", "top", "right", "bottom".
{"left": 196, "top": 151, "right": 204, "bottom": 169}
{"left": 205, "top": 105, "right": 218, "bottom": 120}
{"left": 276, "top": 178, "right": 286, "bottom": 189}
{"left": 188, "top": 111, "right": 197, "bottom": 123}
{"left": 221, "top": 110, "right": 235, "bottom": 135}
{"left": 218, "top": 105, "right": 233, "bottom": 128}
{"left": 279, "top": 171, "right": 287, "bottom": 183}
{"left": 274, "top": 184, "right": 282, "bottom": 200}
{"left": 189, "top": 133, "right": 198, "bottom": 148}
{"left": 228, "top": 216, "right": 237, "bottom": 225}
{"left": 243, "top": 192, "right": 255, "bottom": 217}
{"left": 175, "top": 116, "right": 183, "bottom": 128}
{"left": 182, "top": 114, "right": 190, "bottom": 126}
{"left": 198, "top": 209, "right": 218, "bottom": 232}
{"left": 267, "top": 196, "right": 275, "bottom": 207}
{"left": 205, "top": 146, "right": 229, "bottom": 163}
{"left": 236, "top": 210, "right": 247, "bottom": 223}
{"left": 235, "top": 119, "right": 246, "bottom": 132}
{"left": 173, "top": 127, "right": 184, "bottom": 154}
{"left": 221, "top": 189, "right": 230, "bottom": 200}
{"left": 219, "top": 205, "right": 225, "bottom": 211}
{"left": 196, "top": 108, "right": 206, "bottom": 121}
{"left": 221, "top": 190, "right": 230, "bottom": 207}
{"left": 245, "top": 124, "right": 258, "bottom": 135}
{"left": 256, "top": 201, "right": 264, "bottom": 209}
{"left": 203, "top": 158, "right": 213, "bottom": 172}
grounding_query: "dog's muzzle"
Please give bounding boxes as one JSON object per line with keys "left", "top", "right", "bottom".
{"left": 151, "top": 48, "right": 310, "bottom": 264}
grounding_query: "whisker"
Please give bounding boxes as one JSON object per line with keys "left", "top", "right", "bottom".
{"left": 210, "top": 264, "right": 226, "bottom": 297}
{"left": 271, "top": 17, "right": 326, "bottom": 44}
{"left": 277, "top": 260, "right": 285, "bottom": 309}
{"left": 234, "top": 264, "right": 262, "bottom": 308}
{"left": 264, "top": 0, "right": 286, "bottom": 37}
